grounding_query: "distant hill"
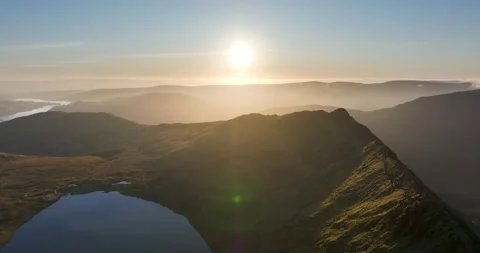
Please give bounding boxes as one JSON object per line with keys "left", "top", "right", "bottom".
{"left": 355, "top": 90, "right": 480, "bottom": 225}
{"left": 54, "top": 93, "right": 231, "bottom": 125}
{"left": 0, "top": 110, "right": 478, "bottom": 252}
{"left": 28, "top": 80, "right": 474, "bottom": 111}
{"left": 0, "top": 111, "right": 144, "bottom": 156}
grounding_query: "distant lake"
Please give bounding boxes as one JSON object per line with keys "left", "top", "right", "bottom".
{"left": 0, "top": 192, "right": 211, "bottom": 253}
{"left": 0, "top": 98, "right": 70, "bottom": 123}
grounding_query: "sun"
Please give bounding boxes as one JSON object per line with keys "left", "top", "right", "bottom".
{"left": 228, "top": 43, "right": 253, "bottom": 68}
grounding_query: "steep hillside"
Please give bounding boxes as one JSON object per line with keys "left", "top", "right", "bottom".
{"left": 0, "top": 111, "right": 144, "bottom": 156}
{"left": 0, "top": 110, "right": 479, "bottom": 252}
{"left": 355, "top": 90, "right": 480, "bottom": 225}
{"left": 55, "top": 93, "right": 230, "bottom": 125}
{"left": 126, "top": 110, "right": 480, "bottom": 252}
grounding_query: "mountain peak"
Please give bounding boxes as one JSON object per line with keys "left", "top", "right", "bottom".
{"left": 330, "top": 107, "right": 351, "bottom": 117}
{"left": 142, "top": 110, "right": 480, "bottom": 252}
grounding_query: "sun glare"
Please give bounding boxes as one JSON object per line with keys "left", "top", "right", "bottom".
{"left": 228, "top": 43, "right": 254, "bottom": 68}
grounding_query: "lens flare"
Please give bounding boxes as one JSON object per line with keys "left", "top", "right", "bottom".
{"left": 232, "top": 195, "right": 243, "bottom": 204}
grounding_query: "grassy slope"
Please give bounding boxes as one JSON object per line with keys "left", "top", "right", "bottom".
{"left": 0, "top": 153, "right": 108, "bottom": 245}
{"left": 354, "top": 90, "right": 480, "bottom": 228}
{"left": 261, "top": 90, "right": 480, "bottom": 236}
{"left": 0, "top": 110, "right": 479, "bottom": 252}
{"left": 312, "top": 143, "right": 478, "bottom": 253}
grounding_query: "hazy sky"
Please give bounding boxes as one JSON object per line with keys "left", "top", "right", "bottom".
{"left": 1, "top": 0, "right": 480, "bottom": 87}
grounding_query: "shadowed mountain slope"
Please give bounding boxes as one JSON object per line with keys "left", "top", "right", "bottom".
{"left": 0, "top": 111, "right": 144, "bottom": 156}
{"left": 0, "top": 110, "right": 479, "bottom": 252}
{"left": 260, "top": 90, "right": 480, "bottom": 228}
{"left": 130, "top": 109, "right": 479, "bottom": 252}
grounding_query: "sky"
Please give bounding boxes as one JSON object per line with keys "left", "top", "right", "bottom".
{"left": 1, "top": 0, "right": 480, "bottom": 89}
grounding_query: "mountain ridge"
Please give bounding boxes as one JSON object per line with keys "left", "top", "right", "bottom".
{"left": 258, "top": 89, "right": 480, "bottom": 235}
{"left": 0, "top": 110, "right": 479, "bottom": 252}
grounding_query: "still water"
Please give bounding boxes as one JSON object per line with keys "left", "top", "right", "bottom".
{"left": 0, "top": 192, "right": 211, "bottom": 253}
{"left": 0, "top": 98, "right": 70, "bottom": 123}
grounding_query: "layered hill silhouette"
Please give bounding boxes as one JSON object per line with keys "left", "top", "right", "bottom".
{"left": 28, "top": 80, "right": 473, "bottom": 111}
{"left": 0, "top": 110, "right": 479, "bottom": 252}
{"left": 54, "top": 93, "right": 230, "bottom": 125}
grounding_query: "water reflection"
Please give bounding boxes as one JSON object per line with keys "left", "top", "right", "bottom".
{"left": 113, "top": 181, "right": 132, "bottom": 185}
{"left": 1, "top": 192, "right": 211, "bottom": 253}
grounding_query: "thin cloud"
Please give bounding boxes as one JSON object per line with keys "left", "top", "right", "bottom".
{"left": 3, "top": 42, "right": 85, "bottom": 51}
{"left": 25, "top": 64, "right": 59, "bottom": 68}
{"left": 108, "top": 51, "right": 226, "bottom": 59}
{"left": 57, "top": 60, "right": 96, "bottom": 64}
{"left": 24, "top": 61, "right": 96, "bottom": 68}
{"left": 5, "top": 49, "right": 223, "bottom": 70}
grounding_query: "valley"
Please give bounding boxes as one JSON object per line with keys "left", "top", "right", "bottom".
{"left": 3, "top": 2, "right": 480, "bottom": 252}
